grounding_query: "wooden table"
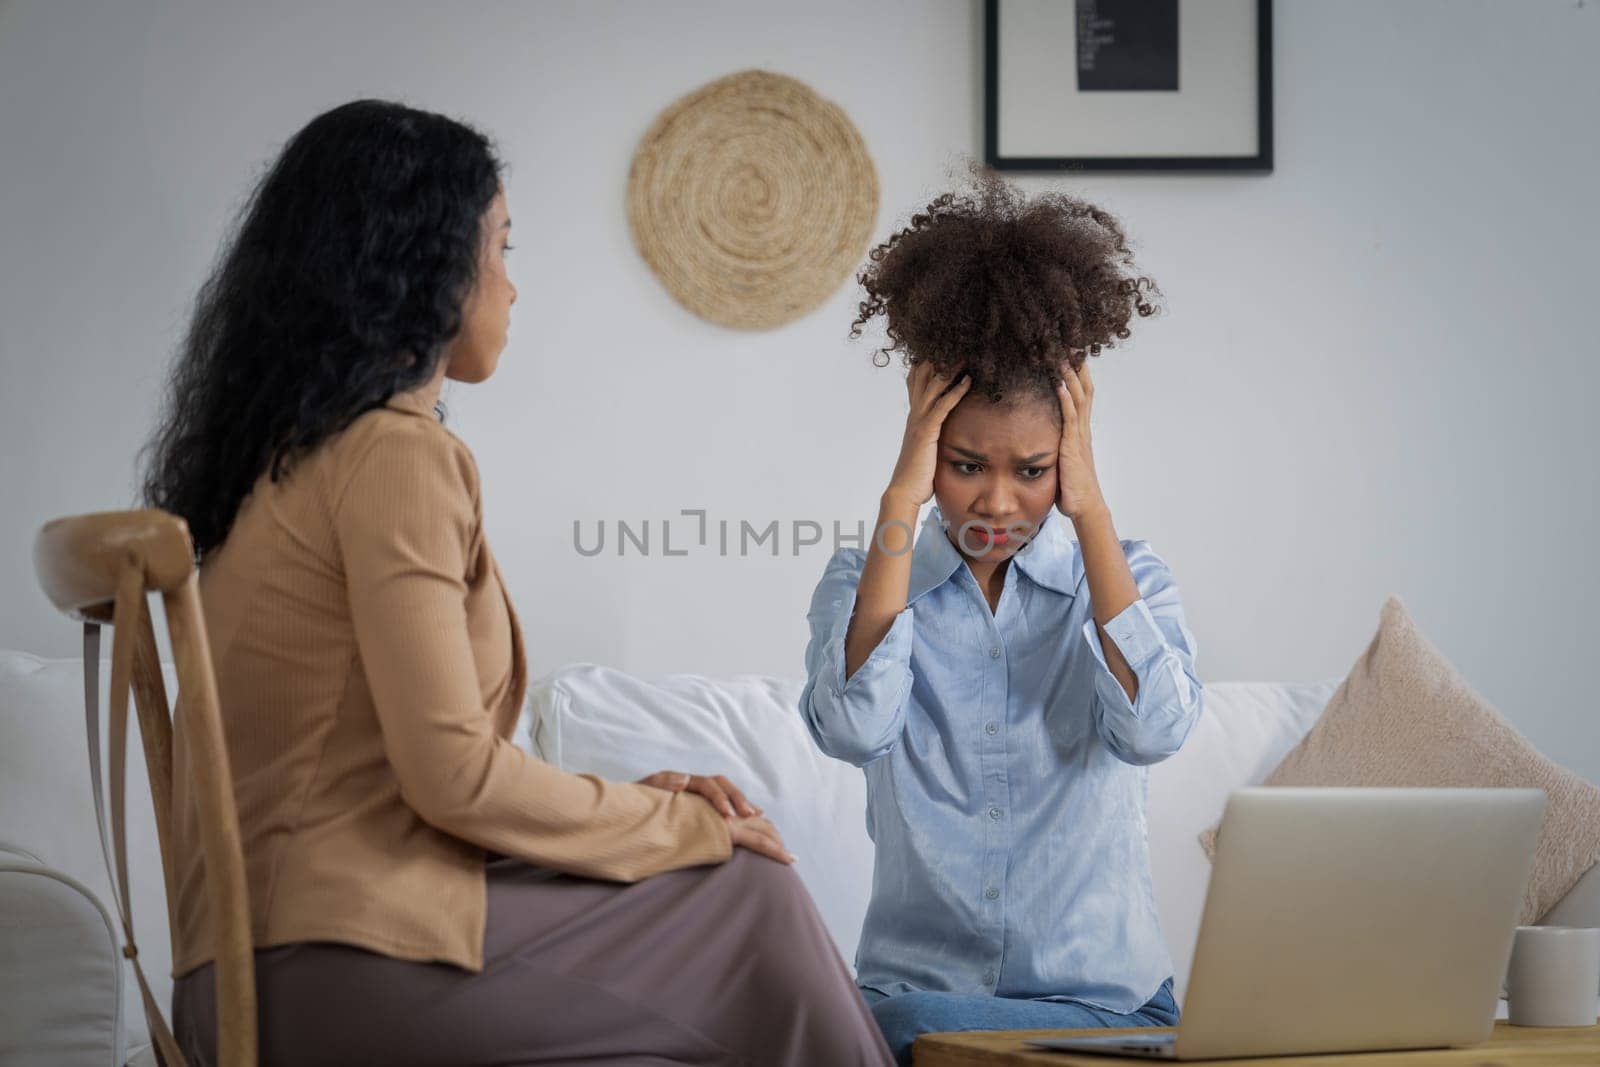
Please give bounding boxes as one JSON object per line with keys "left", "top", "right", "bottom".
{"left": 914, "top": 1020, "right": 1600, "bottom": 1066}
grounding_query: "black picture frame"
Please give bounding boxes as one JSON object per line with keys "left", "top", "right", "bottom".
{"left": 984, "top": 0, "right": 1274, "bottom": 173}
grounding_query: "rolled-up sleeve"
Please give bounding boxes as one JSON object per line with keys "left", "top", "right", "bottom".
{"left": 1078, "top": 540, "right": 1204, "bottom": 766}
{"left": 798, "top": 549, "right": 915, "bottom": 766}
{"left": 334, "top": 423, "right": 731, "bottom": 881}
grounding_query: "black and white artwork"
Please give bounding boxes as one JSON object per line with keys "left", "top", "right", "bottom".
{"left": 986, "top": 0, "right": 1272, "bottom": 172}
{"left": 1076, "top": 0, "right": 1179, "bottom": 93}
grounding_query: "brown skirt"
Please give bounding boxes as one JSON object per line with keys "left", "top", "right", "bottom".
{"left": 172, "top": 848, "right": 892, "bottom": 1066}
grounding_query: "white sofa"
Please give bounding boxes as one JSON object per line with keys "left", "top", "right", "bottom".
{"left": 3, "top": 651, "right": 1595, "bottom": 1066}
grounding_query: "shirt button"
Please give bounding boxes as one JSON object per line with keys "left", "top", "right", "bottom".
{"left": 985, "top": 887, "right": 1000, "bottom": 900}
{"left": 989, "top": 647, "right": 1001, "bottom": 659}
{"left": 988, "top": 807, "right": 1003, "bottom": 820}
{"left": 982, "top": 968, "right": 996, "bottom": 984}
{"left": 985, "top": 722, "right": 998, "bottom": 736}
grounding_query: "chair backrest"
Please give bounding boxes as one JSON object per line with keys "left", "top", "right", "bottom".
{"left": 33, "top": 509, "right": 257, "bottom": 1067}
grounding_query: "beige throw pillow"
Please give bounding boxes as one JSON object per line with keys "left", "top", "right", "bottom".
{"left": 1198, "top": 596, "right": 1600, "bottom": 925}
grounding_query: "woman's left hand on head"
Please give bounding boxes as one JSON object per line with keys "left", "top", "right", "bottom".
{"left": 1054, "top": 355, "right": 1108, "bottom": 522}
{"left": 635, "top": 770, "right": 762, "bottom": 819}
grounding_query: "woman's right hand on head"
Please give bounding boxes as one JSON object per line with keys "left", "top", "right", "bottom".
{"left": 886, "top": 362, "right": 971, "bottom": 506}
{"left": 727, "top": 812, "right": 797, "bottom": 865}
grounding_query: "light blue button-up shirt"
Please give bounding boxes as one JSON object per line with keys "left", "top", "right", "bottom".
{"left": 799, "top": 505, "right": 1204, "bottom": 1012}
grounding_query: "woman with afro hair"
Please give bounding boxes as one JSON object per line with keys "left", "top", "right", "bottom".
{"left": 799, "top": 168, "right": 1204, "bottom": 1063}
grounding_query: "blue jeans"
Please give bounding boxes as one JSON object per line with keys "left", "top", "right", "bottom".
{"left": 860, "top": 977, "right": 1179, "bottom": 1067}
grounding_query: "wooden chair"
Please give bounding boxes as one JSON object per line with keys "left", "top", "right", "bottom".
{"left": 33, "top": 509, "right": 257, "bottom": 1067}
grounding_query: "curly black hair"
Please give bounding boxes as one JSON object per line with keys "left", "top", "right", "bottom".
{"left": 141, "top": 99, "right": 503, "bottom": 558}
{"left": 850, "top": 164, "right": 1160, "bottom": 408}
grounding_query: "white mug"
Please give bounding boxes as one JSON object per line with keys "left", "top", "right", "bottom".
{"left": 1505, "top": 925, "right": 1600, "bottom": 1027}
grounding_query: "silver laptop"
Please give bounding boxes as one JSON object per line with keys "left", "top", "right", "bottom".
{"left": 1027, "top": 787, "right": 1545, "bottom": 1060}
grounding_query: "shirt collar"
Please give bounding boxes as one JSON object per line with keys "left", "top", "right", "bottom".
{"left": 383, "top": 390, "right": 439, "bottom": 420}
{"left": 906, "top": 506, "right": 1080, "bottom": 605}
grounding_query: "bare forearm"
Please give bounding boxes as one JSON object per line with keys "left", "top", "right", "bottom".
{"left": 1074, "top": 505, "right": 1141, "bottom": 701}
{"left": 844, "top": 490, "right": 921, "bottom": 680}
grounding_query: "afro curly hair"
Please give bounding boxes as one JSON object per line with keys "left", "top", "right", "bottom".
{"left": 850, "top": 164, "right": 1160, "bottom": 410}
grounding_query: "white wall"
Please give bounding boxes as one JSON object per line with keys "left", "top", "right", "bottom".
{"left": 2, "top": 0, "right": 1596, "bottom": 784}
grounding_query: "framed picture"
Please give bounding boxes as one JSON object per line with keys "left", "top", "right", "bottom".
{"left": 985, "top": 0, "right": 1273, "bottom": 172}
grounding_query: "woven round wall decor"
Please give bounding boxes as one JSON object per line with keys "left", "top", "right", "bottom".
{"left": 626, "top": 69, "right": 879, "bottom": 330}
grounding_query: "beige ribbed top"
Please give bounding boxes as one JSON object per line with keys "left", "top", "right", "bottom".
{"left": 168, "top": 390, "right": 732, "bottom": 978}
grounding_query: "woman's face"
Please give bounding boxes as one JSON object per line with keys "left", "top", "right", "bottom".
{"left": 932, "top": 393, "right": 1061, "bottom": 564}
{"left": 444, "top": 188, "right": 517, "bottom": 383}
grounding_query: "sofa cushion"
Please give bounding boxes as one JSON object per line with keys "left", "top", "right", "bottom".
{"left": 1198, "top": 597, "right": 1600, "bottom": 926}
{"left": 0, "top": 652, "right": 174, "bottom": 1066}
{"left": 1147, "top": 678, "right": 1339, "bottom": 1004}
{"left": 0, "top": 858, "right": 123, "bottom": 1066}
{"left": 525, "top": 663, "right": 874, "bottom": 970}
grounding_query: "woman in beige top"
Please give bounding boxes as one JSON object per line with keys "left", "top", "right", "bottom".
{"left": 143, "top": 99, "right": 891, "bottom": 1066}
